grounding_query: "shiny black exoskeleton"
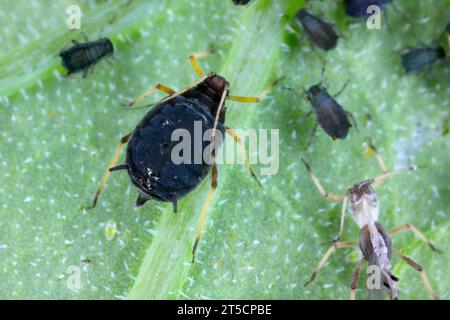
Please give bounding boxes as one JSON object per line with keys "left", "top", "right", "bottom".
{"left": 306, "top": 84, "right": 352, "bottom": 140}
{"left": 125, "top": 74, "right": 228, "bottom": 211}
{"left": 401, "top": 46, "right": 445, "bottom": 73}
{"left": 59, "top": 37, "right": 114, "bottom": 77}
{"left": 344, "top": 0, "right": 392, "bottom": 18}
{"left": 295, "top": 8, "right": 339, "bottom": 51}
{"left": 232, "top": 0, "right": 252, "bottom": 5}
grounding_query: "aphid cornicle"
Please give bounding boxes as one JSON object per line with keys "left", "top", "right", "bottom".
{"left": 89, "top": 52, "right": 271, "bottom": 261}
{"left": 302, "top": 145, "right": 440, "bottom": 300}
{"left": 344, "top": 0, "right": 392, "bottom": 18}
{"left": 59, "top": 37, "right": 114, "bottom": 77}
{"left": 294, "top": 8, "right": 339, "bottom": 51}
{"left": 400, "top": 46, "right": 445, "bottom": 74}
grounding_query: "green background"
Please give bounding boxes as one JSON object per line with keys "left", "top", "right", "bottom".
{"left": 0, "top": 0, "right": 448, "bottom": 299}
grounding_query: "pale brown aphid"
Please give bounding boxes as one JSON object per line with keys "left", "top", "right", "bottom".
{"left": 302, "top": 144, "right": 440, "bottom": 300}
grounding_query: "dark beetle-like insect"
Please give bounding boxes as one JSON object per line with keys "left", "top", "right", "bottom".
{"left": 302, "top": 144, "right": 440, "bottom": 300}
{"left": 297, "top": 64, "right": 355, "bottom": 149}
{"left": 59, "top": 36, "right": 114, "bottom": 77}
{"left": 90, "top": 52, "right": 270, "bottom": 261}
{"left": 294, "top": 8, "right": 339, "bottom": 51}
{"left": 344, "top": 0, "right": 392, "bottom": 18}
{"left": 305, "top": 84, "right": 352, "bottom": 143}
{"left": 232, "top": 0, "right": 252, "bottom": 5}
{"left": 401, "top": 46, "right": 445, "bottom": 73}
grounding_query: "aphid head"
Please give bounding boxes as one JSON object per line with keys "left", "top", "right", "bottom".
{"left": 306, "top": 84, "right": 325, "bottom": 102}
{"left": 295, "top": 8, "right": 310, "bottom": 21}
{"left": 204, "top": 73, "right": 230, "bottom": 96}
{"left": 100, "top": 37, "right": 114, "bottom": 54}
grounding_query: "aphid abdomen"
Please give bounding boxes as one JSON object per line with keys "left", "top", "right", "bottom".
{"left": 401, "top": 47, "right": 445, "bottom": 73}
{"left": 311, "top": 92, "right": 351, "bottom": 139}
{"left": 345, "top": 0, "right": 392, "bottom": 18}
{"left": 295, "top": 9, "right": 338, "bottom": 51}
{"left": 126, "top": 95, "right": 225, "bottom": 203}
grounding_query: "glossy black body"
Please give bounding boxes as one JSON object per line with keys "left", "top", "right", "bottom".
{"left": 306, "top": 84, "right": 351, "bottom": 139}
{"left": 401, "top": 46, "right": 445, "bottom": 73}
{"left": 59, "top": 38, "right": 114, "bottom": 75}
{"left": 125, "top": 74, "right": 228, "bottom": 208}
{"left": 232, "top": 0, "right": 252, "bottom": 5}
{"left": 345, "top": 0, "right": 392, "bottom": 18}
{"left": 295, "top": 8, "right": 339, "bottom": 51}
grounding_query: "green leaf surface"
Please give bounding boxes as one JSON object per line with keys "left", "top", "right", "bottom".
{"left": 0, "top": 0, "right": 448, "bottom": 300}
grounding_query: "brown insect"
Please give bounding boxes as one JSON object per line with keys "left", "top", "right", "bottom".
{"left": 302, "top": 144, "right": 440, "bottom": 300}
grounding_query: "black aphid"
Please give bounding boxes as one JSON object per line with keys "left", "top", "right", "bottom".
{"left": 90, "top": 52, "right": 271, "bottom": 261}
{"left": 59, "top": 37, "right": 114, "bottom": 77}
{"left": 401, "top": 46, "right": 445, "bottom": 74}
{"left": 232, "top": 0, "right": 252, "bottom": 5}
{"left": 344, "top": 0, "right": 392, "bottom": 18}
{"left": 295, "top": 8, "right": 339, "bottom": 51}
{"left": 305, "top": 84, "right": 352, "bottom": 143}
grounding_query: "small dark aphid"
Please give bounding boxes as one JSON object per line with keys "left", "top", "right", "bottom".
{"left": 90, "top": 52, "right": 270, "bottom": 261}
{"left": 306, "top": 84, "right": 351, "bottom": 140}
{"left": 59, "top": 37, "right": 114, "bottom": 77}
{"left": 232, "top": 0, "right": 252, "bottom": 5}
{"left": 295, "top": 8, "right": 339, "bottom": 51}
{"left": 344, "top": 0, "right": 392, "bottom": 18}
{"left": 302, "top": 145, "right": 440, "bottom": 300}
{"left": 401, "top": 46, "right": 445, "bottom": 74}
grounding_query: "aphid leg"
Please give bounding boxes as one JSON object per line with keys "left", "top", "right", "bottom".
{"left": 188, "top": 51, "right": 209, "bottom": 78}
{"left": 310, "top": 42, "right": 326, "bottom": 66}
{"left": 227, "top": 77, "right": 281, "bottom": 103}
{"left": 89, "top": 133, "right": 132, "bottom": 209}
{"left": 389, "top": 224, "right": 441, "bottom": 252}
{"left": 319, "top": 60, "right": 327, "bottom": 85}
{"left": 393, "top": 251, "right": 439, "bottom": 300}
{"left": 333, "top": 80, "right": 350, "bottom": 98}
{"left": 371, "top": 165, "right": 418, "bottom": 189}
{"left": 305, "top": 122, "right": 318, "bottom": 151}
{"left": 225, "top": 127, "right": 262, "bottom": 188}
{"left": 212, "top": 85, "right": 230, "bottom": 142}
{"left": 192, "top": 164, "right": 218, "bottom": 263}
{"left": 305, "top": 241, "right": 358, "bottom": 286}
{"left": 346, "top": 111, "right": 359, "bottom": 132}
{"left": 127, "top": 84, "right": 176, "bottom": 108}
{"left": 350, "top": 258, "right": 366, "bottom": 300}
{"left": 366, "top": 143, "right": 388, "bottom": 174}
{"left": 288, "top": 110, "right": 313, "bottom": 126}
{"left": 301, "top": 157, "right": 345, "bottom": 201}
{"left": 335, "top": 196, "right": 348, "bottom": 242}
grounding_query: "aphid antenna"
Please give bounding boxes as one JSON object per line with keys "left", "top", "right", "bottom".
{"left": 318, "top": 59, "right": 328, "bottom": 87}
